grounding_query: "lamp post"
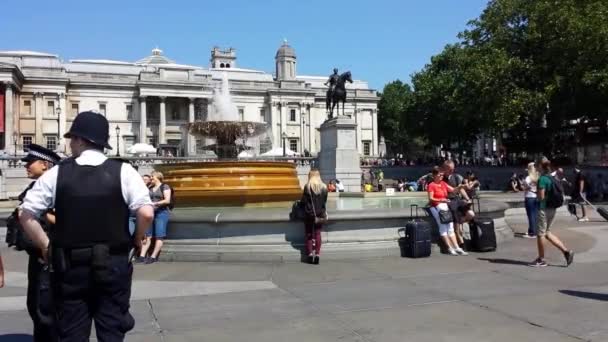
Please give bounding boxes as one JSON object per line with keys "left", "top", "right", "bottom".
{"left": 115, "top": 125, "right": 121, "bottom": 157}
{"left": 56, "top": 105, "right": 61, "bottom": 151}
{"left": 281, "top": 132, "right": 288, "bottom": 157}
{"left": 12, "top": 132, "right": 17, "bottom": 157}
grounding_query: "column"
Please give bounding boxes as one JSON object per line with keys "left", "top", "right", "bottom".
{"left": 188, "top": 97, "right": 196, "bottom": 156}
{"left": 355, "top": 108, "right": 362, "bottom": 154}
{"left": 58, "top": 93, "right": 66, "bottom": 150}
{"left": 34, "top": 92, "right": 43, "bottom": 144}
{"left": 139, "top": 96, "right": 147, "bottom": 143}
{"left": 307, "top": 105, "right": 313, "bottom": 153}
{"left": 280, "top": 102, "right": 287, "bottom": 147}
{"left": 270, "top": 102, "right": 279, "bottom": 147}
{"left": 371, "top": 109, "right": 378, "bottom": 156}
{"left": 299, "top": 103, "right": 305, "bottom": 153}
{"left": 4, "top": 83, "right": 13, "bottom": 151}
{"left": 159, "top": 97, "right": 166, "bottom": 144}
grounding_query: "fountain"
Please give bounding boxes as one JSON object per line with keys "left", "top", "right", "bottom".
{"left": 154, "top": 72, "right": 302, "bottom": 207}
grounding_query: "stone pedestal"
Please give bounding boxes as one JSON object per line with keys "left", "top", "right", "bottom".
{"left": 318, "top": 116, "right": 362, "bottom": 192}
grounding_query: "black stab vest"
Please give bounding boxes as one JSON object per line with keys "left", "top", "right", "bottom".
{"left": 54, "top": 158, "right": 130, "bottom": 249}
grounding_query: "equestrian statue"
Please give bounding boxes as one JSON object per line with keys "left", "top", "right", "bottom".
{"left": 325, "top": 68, "right": 353, "bottom": 119}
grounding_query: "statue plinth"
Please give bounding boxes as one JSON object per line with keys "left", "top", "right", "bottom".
{"left": 318, "top": 116, "right": 362, "bottom": 192}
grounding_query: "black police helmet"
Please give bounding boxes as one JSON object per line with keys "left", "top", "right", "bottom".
{"left": 64, "top": 111, "right": 112, "bottom": 149}
{"left": 21, "top": 144, "right": 61, "bottom": 164}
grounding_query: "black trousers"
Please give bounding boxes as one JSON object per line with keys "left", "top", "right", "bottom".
{"left": 27, "top": 254, "right": 56, "bottom": 342}
{"left": 51, "top": 254, "right": 135, "bottom": 342}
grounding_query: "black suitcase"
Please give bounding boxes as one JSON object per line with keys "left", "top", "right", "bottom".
{"left": 581, "top": 197, "right": 608, "bottom": 222}
{"left": 469, "top": 198, "right": 497, "bottom": 252}
{"left": 398, "top": 204, "right": 431, "bottom": 258}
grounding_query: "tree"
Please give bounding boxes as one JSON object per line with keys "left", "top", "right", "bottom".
{"left": 377, "top": 80, "right": 415, "bottom": 155}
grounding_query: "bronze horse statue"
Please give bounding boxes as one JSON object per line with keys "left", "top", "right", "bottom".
{"left": 326, "top": 71, "right": 353, "bottom": 119}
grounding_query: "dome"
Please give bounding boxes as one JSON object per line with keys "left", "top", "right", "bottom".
{"left": 136, "top": 47, "right": 175, "bottom": 65}
{"left": 275, "top": 40, "right": 296, "bottom": 59}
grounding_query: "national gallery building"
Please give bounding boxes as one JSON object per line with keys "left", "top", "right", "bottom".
{"left": 0, "top": 43, "right": 379, "bottom": 157}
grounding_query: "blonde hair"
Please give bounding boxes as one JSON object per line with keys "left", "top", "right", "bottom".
{"left": 527, "top": 162, "right": 539, "bottom": 182}
{"left": 151, "top": 171, "right": 164, "bottom": 182}
{"left": 306, "top": 169, "right": 326, "bottom": 195}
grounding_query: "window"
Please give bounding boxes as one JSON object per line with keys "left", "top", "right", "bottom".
{"left": 196, "top": 139, "right": 205, "bottom": 154}
{"left": 22, "top": 100, "right": 32, "bottom": 116}
{"left": 148, "top": 136, "right": 157, "bottom": 147}
{"left": 123, "top": 136, "right": 135, "bottom": 153}
{"left": 289, "top": 139, "right": 298, "bottom": 153}
{"left": 70, "top": 103, "right": 79, "bottom": 118}
{"left": 99, "top": 103, "right": 106, "bottom": 116}
{"left": 22, "top": 136, "right": 33, "bottom": 150}
{"left": 238, "top": 108, "right": 244, "bottom": 121}
{"left": 289, "top": 109, "right": 296, "bottom": 122}
{"left": 45, "top": 135, "right": 57, "bottom": 151}
{"left": 47, "top": 101, "right": 55, "bottom": 116}
{"left": 126, "top": 104, "right": 133, "bottom": 120}
{"left": 363, "top": 141, "right": 371, "bottom": 156}
{"left": 260, "top": 108, "right": 266, "bottom": 122}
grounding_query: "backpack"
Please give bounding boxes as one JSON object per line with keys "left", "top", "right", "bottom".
{"left": 161, "top": 183, "right": 176, "bottom": 210}
{"left": 546, "top": 176, "right": 564, "bottom": 209}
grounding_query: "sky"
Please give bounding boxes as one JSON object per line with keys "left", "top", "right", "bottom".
{"left": 3, "top": 0, "right": 489, "bottom": 90}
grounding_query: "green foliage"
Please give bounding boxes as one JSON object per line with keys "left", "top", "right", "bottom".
{"left": 379, "top": 0, "right": 608, "bottom": 155}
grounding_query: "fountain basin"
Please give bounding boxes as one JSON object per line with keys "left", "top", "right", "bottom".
{"left": 154, "top": 161, "right": 302, "bottom": 207}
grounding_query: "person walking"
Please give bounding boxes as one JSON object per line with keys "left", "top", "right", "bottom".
{"left": 19, "top": 111, "right": 154, "bottom": 342}
{"left": 530, "top": 159, "right": 574, "bottom": 267}
{"left": 138, "top": 171, "right": 172, "bottom": 264}
{"left": 572, "top": 166, "right": 589, "bottom": 222}
{"left": 427, "top": 166, "right": 468, "bottom": 256}
{"left": 302, "top": 169, "right": 328, "bottom": 265}
{"left": 523, "top": 162, "right": 539, "bottom": 238}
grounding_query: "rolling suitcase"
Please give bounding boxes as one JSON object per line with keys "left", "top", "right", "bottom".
{"left": 581, "top": 197, "right": 608, "bottom": 222}
{"left": 469, "top": 198, "right": 497, "bottom": 252}
{"left": 398, "top": 204, "right": 431, "bottom": 258}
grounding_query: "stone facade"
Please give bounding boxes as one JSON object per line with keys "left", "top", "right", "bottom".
{"left": 0, "top": 43, "right": 379, "bottom": 157}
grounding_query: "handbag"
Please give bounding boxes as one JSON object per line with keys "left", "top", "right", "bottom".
{"left": 309, "top": 186, "right": 328, "bottom": 225}
{"left": 289, "top": 200, "right": 307, "bottom": 221}
{"left": 438, "top": 209, "right": 453, "bottom": 224}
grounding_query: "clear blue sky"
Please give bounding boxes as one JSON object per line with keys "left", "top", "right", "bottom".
{"left": 3, "top": 0, "right": 489, "bottom": 90}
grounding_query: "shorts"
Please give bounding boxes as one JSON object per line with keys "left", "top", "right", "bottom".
{"left": 145, "top": 209, "right": 170, "bottom": 239}
{"left": 448, "top": 199, "right": 472, "bottom": 224}
{"left": 536, "top": 208, "right": 556, "bottom": 236}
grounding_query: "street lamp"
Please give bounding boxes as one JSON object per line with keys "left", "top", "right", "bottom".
{"left": 281, "top": 132, "right": 288, "bottom": 157}
{"left": 56, "top": 105, "right": 61, "bottom": 147}
{"left": 115, "top": 125, "right": 121, "bottom": 157}
{"left": 12, "top": 132, "right": 18, "bottom": 157}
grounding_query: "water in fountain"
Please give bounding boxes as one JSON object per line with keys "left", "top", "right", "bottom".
{"left": 189, "top": 72, "right": 274, "bottom": 158}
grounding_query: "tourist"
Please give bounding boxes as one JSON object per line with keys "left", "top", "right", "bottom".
{"left": 508, "top": 173, "right": 521, "bottom": 192}
{"left": 572, "top": 166, "right": 589, "bottom": 222}
{"left": 463, "top": 171, "right": 480, "bottom": 199}
{"left": 301, "top": 169, "right": 328, "bottom": 264}
{"left": 335, "top": 179, "right": 345, "bottom": 192}
{"left": 138, "top": 171, "right": 172, "bottom": 264}
{"left": 129, "top": 175, "right": 153, "bottom": 236}
{"left": 427, "top": 166, "right": 468, "bottom": 255}
{"left": 443, "top": 160, "right": 475, "bottom": 248}
{"left": 327, "top": 180, "right": 336, "bottom": 192}
{"left": 9, "top": 144, "right": 61, "bottom": 342}
{"left": 530, "top": 159, "right": 574, "bottom": 267}
{"left": 523, "top": 162, "right": 539, "bottom": 238}
{"left": 19, "top": 111, "right": 154, "bottom": 341}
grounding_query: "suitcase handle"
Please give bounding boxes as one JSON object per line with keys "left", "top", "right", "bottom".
{"left": 410, "top": 204, "right": 418, "bottom": 219}
{"left": 397, "top": 227, "right": 406, "bottom": 238}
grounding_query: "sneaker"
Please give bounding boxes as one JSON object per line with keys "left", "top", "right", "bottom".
{"left": 135, "top": 256, "right": 146, "bottom": 263}
{"left": 564, "top": 250, "right": 575, "bottom": 267}
{"left": 448, "top": 248, "right": 458, "bottom": 256}
{"left": 529, "top": 259, "right": 548, "bottom": 267}
{"left": 522, "top": 233, "right": 537, "bottom": 239}
{"left": 578, "top": 217, "right": 590, "bottom": 222}
{"left": 145, "top": 257, "right": 157, "bottom": 264}
{"left": 455, "top": 248, "right": 469, "bottom": 256}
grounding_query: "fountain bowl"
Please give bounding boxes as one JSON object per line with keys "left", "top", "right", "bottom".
{"left": 153, "top": 161, "right": 303, "bottom": 207}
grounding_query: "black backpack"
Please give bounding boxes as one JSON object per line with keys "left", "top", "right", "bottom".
{"left": 546, "top": 176, "right": 565, "bottom": 209}
{"left": 161, "top": 183, "right": 176, "bottom": 210}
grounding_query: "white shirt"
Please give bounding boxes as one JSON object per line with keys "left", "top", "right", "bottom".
{"left": 524, "top": 176, "right": 537, "bottom": 198}
{"left": 336, "top": 182, "right": 345, "bottom": 191}
{"left": 20, "top": 149, "right": 152, "bottom": 218}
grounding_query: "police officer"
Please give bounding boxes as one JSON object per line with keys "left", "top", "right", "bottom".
{"left": 15, "top": 144, "right": 61, "bottom": 342}
{"left": 19, "top": 111, "right": 154, "bottom": 342}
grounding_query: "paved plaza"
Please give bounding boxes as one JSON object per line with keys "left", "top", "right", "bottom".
{"left": 1, "top": 205, "right": 607, "bottom": 341}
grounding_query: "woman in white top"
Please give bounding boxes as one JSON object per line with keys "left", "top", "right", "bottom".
{"left": 523, "top": 162, "right": 539, "bottom": 238}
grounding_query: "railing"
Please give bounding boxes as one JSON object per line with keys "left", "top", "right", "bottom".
{"left": 0, "top": 156, "right": 318, "bottom": 169}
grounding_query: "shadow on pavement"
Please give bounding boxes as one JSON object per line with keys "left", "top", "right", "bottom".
{"left": 0, "top": 334, "right": 32, "bottom": 341}
{"left": 478, "top": 257, "right": 530, "bottom": 266}
{"left": 559, "top": 290, "right": 608, "bottom": 302}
